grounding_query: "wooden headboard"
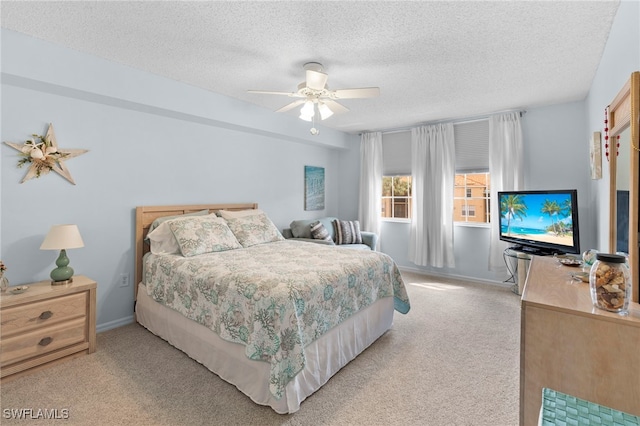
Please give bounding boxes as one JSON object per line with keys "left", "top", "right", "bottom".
{"left": 134, "top": 203, "right": 258, "bottom": 300}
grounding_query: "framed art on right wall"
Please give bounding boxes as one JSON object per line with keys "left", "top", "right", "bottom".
{"left": 590, "top": 131, "right": 602, "bottom": 180}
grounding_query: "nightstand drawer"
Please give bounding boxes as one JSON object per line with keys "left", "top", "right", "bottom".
{"left": 0, "top": 293, "right": 87, "bottom": 338}
{"left": 0, "top": 276, "right": 96, "bottom": 382}
{"left": 0, "top": 316, "right": 87, "bottom": 366}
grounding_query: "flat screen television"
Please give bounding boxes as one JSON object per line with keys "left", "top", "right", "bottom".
{"left": 498, "top": 189, "right": 580, "bottom": 255}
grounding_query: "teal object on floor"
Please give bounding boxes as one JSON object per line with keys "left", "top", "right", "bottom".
{"left": 540, "top": 388, "right": 640, "bottom": 426}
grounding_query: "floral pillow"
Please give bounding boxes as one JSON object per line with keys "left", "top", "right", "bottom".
{"left": 226, "top": 213, "right": 285, "bottom": 248}
{"left": 168, "top": 215, "right": 242, "bottom": 257}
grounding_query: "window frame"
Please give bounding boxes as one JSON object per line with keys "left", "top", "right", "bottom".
{"left": 454, "top": 171, "right": 491, "bottom": 227}
{"left": 381, "top": 174, "right": 412, "bottom": 222}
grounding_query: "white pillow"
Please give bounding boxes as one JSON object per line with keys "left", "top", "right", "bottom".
{"left": 147, "top": 222, "right": 180, "bottom": 254}
{"left": 218, "top": 209, "right": 263, "bottom": 220}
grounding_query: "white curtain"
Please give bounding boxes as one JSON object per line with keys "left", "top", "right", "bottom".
{"left": 408, "top": 123, "right": 456, "bottom": 268}
{"left": 488, "top": 112, "right": 524, "bottom": 271}
{"left": 358, "top": 132, "right": 383, "bottom": 250}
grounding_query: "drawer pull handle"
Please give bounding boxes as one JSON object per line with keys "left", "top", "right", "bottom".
{"left": 39, "top": 311, "right": 53, "bottom": 320}
{"left": 38, "top": 337, "right": 53, "bottom": 346}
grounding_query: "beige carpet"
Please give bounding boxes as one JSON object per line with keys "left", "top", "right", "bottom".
{"left": 0, "top": 272, "right": 521, "bottom": 425}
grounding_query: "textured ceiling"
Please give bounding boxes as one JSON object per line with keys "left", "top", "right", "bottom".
{"left": 1, "top": 1, "right": 620, "bottom": 134}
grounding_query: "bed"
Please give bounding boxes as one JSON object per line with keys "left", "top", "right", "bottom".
{"left": 134, "top": 203, "right": 410, "bottom": 414}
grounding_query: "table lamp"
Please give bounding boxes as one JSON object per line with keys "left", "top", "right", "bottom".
{"left": 40, "top": 224, "right": 84, "bottom": 285}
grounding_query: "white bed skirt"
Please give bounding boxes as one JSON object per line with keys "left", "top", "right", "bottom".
{"left": 135, "top": 283, "right": 395, "bottom": 414}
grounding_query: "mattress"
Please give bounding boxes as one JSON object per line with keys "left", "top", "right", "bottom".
{"left": 136, "top": 282, "right": 395, "bottom": 413}
{"left": 137, "top": 239, "right": 410, "bottom": 413}
{"left": 142, "top": 240, "right": 409, "bottom": 399}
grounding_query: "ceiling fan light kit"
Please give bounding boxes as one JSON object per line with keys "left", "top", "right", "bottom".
{"left": 299, "top": 100, "right": 315, "bottom": 121}
{"left": 248, "top": 62, "right": 379, "bottom": 134}
{"left": 318, "top": 102, "right": 333, "bottom": 120}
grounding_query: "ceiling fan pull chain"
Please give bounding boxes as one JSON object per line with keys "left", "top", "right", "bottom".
{"left": 310, "top": 105, "right": 319, "bottom": 136}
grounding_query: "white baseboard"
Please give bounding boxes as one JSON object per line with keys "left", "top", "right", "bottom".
{"left": 97, "top": 315, "right": 135, "bottom": 333}
{"left": 398, "top": 265, "right": 512, "bottom": 289}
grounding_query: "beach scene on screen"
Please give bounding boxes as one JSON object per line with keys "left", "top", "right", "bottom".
{"left": 500, "top": 193, "right": 575, "bottom": 247}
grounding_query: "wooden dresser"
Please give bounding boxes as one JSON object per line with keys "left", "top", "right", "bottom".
{"left": 520, "top": 256, "right": 640, "bottom": 425}
{"left": 0, "top": 275, "right": 97, "bottom": 381}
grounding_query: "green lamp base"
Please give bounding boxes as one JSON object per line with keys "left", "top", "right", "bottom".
{"left": 50, "top": 249, "right": 75, "bottom": 285}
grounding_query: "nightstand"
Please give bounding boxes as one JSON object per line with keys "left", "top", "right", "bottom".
{"left": 0, "top": 275, "right": 96, "bottom": 382}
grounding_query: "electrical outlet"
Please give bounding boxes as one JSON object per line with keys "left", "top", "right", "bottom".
{"left": 119, "top": 273, "right": 130, "bottom": 287}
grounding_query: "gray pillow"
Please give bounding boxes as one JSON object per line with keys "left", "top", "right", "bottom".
{"left": 333, "top": 219, "right": 363, "bottom": 245}
{"left": 290, "top": 217, "right": 337, "bottom": 239}
{"left": 310, "top": 221, "right": 332, "bottom": 242}
{"left": 289, "top": 219, "right": 316, "bottom": 239}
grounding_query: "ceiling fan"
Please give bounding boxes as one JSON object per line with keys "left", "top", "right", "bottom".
{"left": 248, "top": 62, "right": 379, "bottom": 134}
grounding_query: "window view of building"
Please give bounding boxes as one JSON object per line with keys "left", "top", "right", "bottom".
{"left": 381, "top": 173, "right": 490, "bottom": 223}
{"left": 382, "top": 176, "right": 412, "bottom": 219}
{"left": 454, "top": 173, "right": 490, "bottom": 224}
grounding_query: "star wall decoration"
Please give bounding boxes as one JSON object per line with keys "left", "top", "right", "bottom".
{"left": 4, "top": 123, "right": 88, "bottom": 184}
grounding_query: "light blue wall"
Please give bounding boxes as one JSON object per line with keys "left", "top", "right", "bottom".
{"left": 586, "top": 0, "right": 640, "bottom": 251}
{"left": 1, "top": 29, "right": 359, "bottom": 331}
{"left": 381, "top": 101, "right": 591, "bottom": 283}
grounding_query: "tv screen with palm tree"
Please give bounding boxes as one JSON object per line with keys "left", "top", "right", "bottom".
{"left": 498, "top": 189, "right": 580, "bottom": 255}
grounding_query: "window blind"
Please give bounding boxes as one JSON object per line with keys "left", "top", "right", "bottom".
{"left": 454, "top": 119, "right": 489, "bottom": 172}
{"left": 382, "top": 131, "right": 411, "bottom": 175}
{"left": 381, "top": 119, "right": 489, "bottom": 174}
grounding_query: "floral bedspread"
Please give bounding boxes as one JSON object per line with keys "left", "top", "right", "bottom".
{"left": 143, "top": 240, "right": 410, "bottom": 399}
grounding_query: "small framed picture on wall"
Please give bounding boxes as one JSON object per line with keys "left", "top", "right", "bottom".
{"left": 304, "top": 165, "right": 325, "bottom": 211}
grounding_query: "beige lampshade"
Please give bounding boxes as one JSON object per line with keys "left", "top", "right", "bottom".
{"left": 40, "top": 225, "right": 85, "bottom": 250}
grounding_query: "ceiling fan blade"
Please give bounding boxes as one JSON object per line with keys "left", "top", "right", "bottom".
{"left": 275, "top": 99, "right": 306, "bottom": 113}
{"left": 323, "top": 99, "right": 350, "bottom": 114}
{"left": 306, "top": 70, "right": 328, "bottom": 91}
{"left": 247, "top": 90, "right": 300, "bottom": 97}
{"left": 332, "top": 87, "right": 380, "bottom": 99}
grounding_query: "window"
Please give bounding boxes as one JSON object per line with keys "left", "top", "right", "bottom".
{"left": 381, "top": 132, "right": 412, "bottom": 220}
{"left": 454, "top": 119, "right": 490, "bottom": 225}
{"left": 382, "top": 175, "right": 412, "bottom": 219}
{"left": 454, "top": 172, "right": 490, "bottom": 224}
{"left": 379, "top": 121, "right": 491, "bottom": 224}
